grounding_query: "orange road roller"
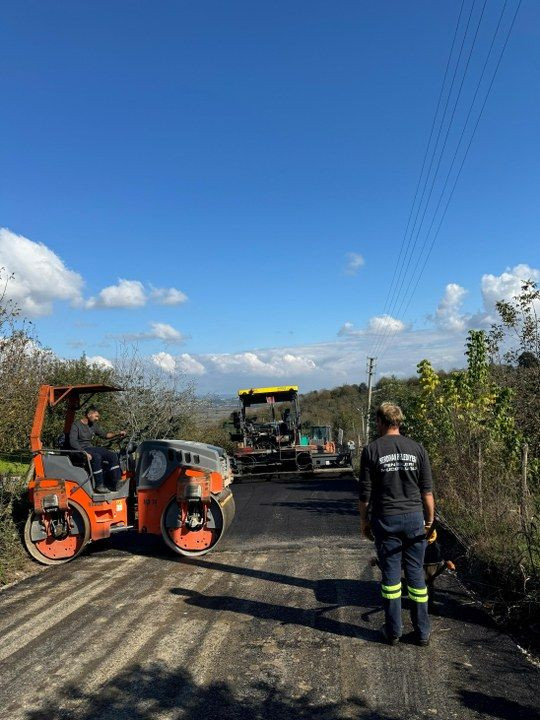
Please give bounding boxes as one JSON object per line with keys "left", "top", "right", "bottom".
{"left": 24, "top": 384, "right": 235, "bottom": 565}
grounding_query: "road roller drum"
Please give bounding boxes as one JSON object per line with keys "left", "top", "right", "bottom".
{"left": 137, "top": 439, "right": 235, "bottom": 558}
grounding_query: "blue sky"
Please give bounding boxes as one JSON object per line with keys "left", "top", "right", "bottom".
{"left": 1, "top": 1, "right": 538, "bottom": 392}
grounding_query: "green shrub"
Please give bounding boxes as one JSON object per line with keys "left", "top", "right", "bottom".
{"left": 0, "top": 473, "right": 28, "bottom": 585}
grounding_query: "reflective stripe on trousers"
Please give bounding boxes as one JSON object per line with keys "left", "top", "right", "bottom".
{"left": 372, "top": 511, "right": 431, "bottom": 639}
{"left": 381, "top": 582, "right": 402, "bottom": 600}
{"left": 408, "top": 585, "right": 428, "bottom": 603}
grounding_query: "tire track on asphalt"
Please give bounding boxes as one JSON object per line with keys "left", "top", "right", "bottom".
{"left": 0, "top": 555, "right": 131, "bottom": 615}
{"left": 0, "top": 571, "right": 124, "bottom": 662}
{"left": 2, "top": 479, "right": 538, "bottom": 720}
{"left": 0, "top": 554, "right": 151, "bottom": 675}
{"left": 352, "top": 553, "right": 456, "bottom": 719}
{"left": 35, "top": 551, "right": 271, "bottom": 719}
{"left": 5, "top": 565, "right": 213, "bottom": 719}
{"left": 201, "top": 547, "right": 347, "bottom": 711}
{"left": 1, "top": 556, "right": 215, "bottom": 719}
{"left": 0, "top": 568, "right": 115, "bottom": 637}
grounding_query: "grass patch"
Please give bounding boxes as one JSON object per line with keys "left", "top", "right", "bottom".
{"left": 0, "top": 459, "right": 29, "bottom": 477}
{"left": 0, "top": 467, "right": 30, "bottom": 585}
{"left": 438, "top": 497, "right": 540, "bottom": 646}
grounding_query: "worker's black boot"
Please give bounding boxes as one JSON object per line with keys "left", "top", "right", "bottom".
{"left": 415, "top": 633, "right": 430, "bottom": 647}
{"left": 380, "top": 627, "right": 400, "bottom": 646}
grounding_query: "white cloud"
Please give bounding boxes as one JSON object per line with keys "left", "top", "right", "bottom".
{"left": 86, "top": 279, "right": 146, "bottom": 309}
{"left": 189, "top": 329, "right": 467, "bottom": 393}
{"left": 149, "top": 322, "right": 184, "bottom": 343}
{"left": 434, "top": 283, "right": 468, "bottom": 332}
{"left": 368, "top": 314, "right": 405, "bottom": 334}
{"left": 453, "top": 264, "right": 540, "bottom": 329}
{"left": 151, "top": 351, "right": 206, "bottom": 376}
{"left": 281, "top": 353, "right": 317, "bottom": 372}
{"left": 176, "top": 353, "right": 206, "bottom": 375}
{"left": 0, "top": 227, "right": 84, "bottom": 316}
{"left": 85, "top": 355, "right": 113, "bottom": 370}
{"left": 344, "top": 252, "right": 365, "bottom": 275}
{"left": 339, "top": 316, "right": 406, "bottom": 337}
{"left": 207, "top": 351, "right": 317, "bottom": 377}
{"left": 481, "top": 264, "right": 540, "bottom": 313}
{"left": 151, "top": 351, "right": 176, "bottom": 373}
{"left": 86, "top": 281, "right": 188, "bottom": 310}
{"left": 338, "top": 322, "right": 363, "bottom": 338}
{"left": 150, "top": 286, "right": 188, "bottom": 306}
{"left": 144, "top": 263, "right": 540, "bottom": 393}
{"left": 208, "top": 352, "right": 270, "bottom": 374}
{"left": 116, "top": 322, "right": 185, "bottom": 344}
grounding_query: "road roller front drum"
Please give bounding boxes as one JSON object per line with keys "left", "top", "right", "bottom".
{"left": 161, "top": 487, "right": 235, "bottom": 557}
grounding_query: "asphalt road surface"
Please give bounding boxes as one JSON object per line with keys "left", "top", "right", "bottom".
{"left": 0, "top": 477, "right": 538, "bottom": 720}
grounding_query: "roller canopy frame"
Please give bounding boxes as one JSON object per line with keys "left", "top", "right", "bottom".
{"left": 30, "top": 383, "right": 123, "bottom": 470}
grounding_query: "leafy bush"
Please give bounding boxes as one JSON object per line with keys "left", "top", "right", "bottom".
{"left": 0, "top": 470, "right": 28, "bottom": 585}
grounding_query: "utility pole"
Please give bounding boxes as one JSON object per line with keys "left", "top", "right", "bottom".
{"left": 520, "top": 442, "right": 530, "bottom": 533}
{"left": 365, "top": 356, "right": 376, "bottom": 445}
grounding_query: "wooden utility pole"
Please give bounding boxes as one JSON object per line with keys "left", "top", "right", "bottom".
{"left": 520, "top": 443, "right": 530, "bottom": 533}
{"left": 477, "top": 444, "right": 484, "bottom": 518}
{"left": 365, "top": 356, "right": 376, "bottom": 444}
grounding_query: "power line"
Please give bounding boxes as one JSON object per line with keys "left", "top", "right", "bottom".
{"left": 372, "top": 0, "right": 490, "bottom": 359}
{"left": 371, "top": 0, "right": 478, "bottom": 359}
{"left": 376, "top": 0, "right": 522, "bottom": 363}
{"left": 379, "top": 0, "right": 488, "bottom": 343}
{"left": 376, "top": 0, "right": 467, "bottom": 327}
{"left": 376, "top": 0, "right": 518, "bottom": 361}
{"left": 387, "top": 0, "right": 511, "bottom": 329}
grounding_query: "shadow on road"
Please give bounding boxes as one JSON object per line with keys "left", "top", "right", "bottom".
{"left": 459, "top": 690, "right": 540, "bottom": 720}
{"left": 86, "top": 530, "right": 495, "bottom": 633}
{"left": 170, "top": 585, "right": 382, "bottom": 642}
{"left": 178, "top": 556, "right": 494, "bottom": 630}
{"left": 23, "top": 662, "right": 406, "bottom": 720}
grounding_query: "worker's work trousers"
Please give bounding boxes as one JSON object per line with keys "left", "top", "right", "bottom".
{"left": 372, "top": 511, "right": 430, "bottom": 639}
{"left": 87, "top": 447, "right": 122, "bottom": 489}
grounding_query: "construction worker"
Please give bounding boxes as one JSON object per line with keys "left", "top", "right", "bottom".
{"left": 359, "top": 402, "right": 435, "bottom": 646}
{"left": 69, "top": 405, "right": 126, "bottom": 492}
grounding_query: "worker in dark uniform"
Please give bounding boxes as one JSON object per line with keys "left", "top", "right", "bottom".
{"left": 359, "top": 402, "right": 435, "bottom": 646}
{"left": 69, "top": 406, "right": 126, "bottom": 492}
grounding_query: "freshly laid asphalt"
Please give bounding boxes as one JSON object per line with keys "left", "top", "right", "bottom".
{"left": 0, "top": 476, "right": 538, "bottom": 720}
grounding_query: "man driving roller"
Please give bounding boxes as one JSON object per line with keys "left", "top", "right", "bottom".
{"left": 69, "top": 405, "right": 126, "bottom": 492}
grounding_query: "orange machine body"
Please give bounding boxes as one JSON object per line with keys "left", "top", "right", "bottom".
{"left": 24, "top": 384, "right": 235, "bottom": 565}
{"left": 28, "top": 477, "right": 129, "bottom": 541}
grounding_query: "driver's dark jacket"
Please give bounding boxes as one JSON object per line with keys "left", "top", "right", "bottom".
{"left": 69, "top": 420, "right": 108, "bottom": 451}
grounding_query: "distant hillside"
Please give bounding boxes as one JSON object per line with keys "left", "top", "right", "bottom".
{"left": 210, "top": 378, "right": 423, "bottom": 444}
{"left": 299, "top": 383, "right": 367, "bottom": 441}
